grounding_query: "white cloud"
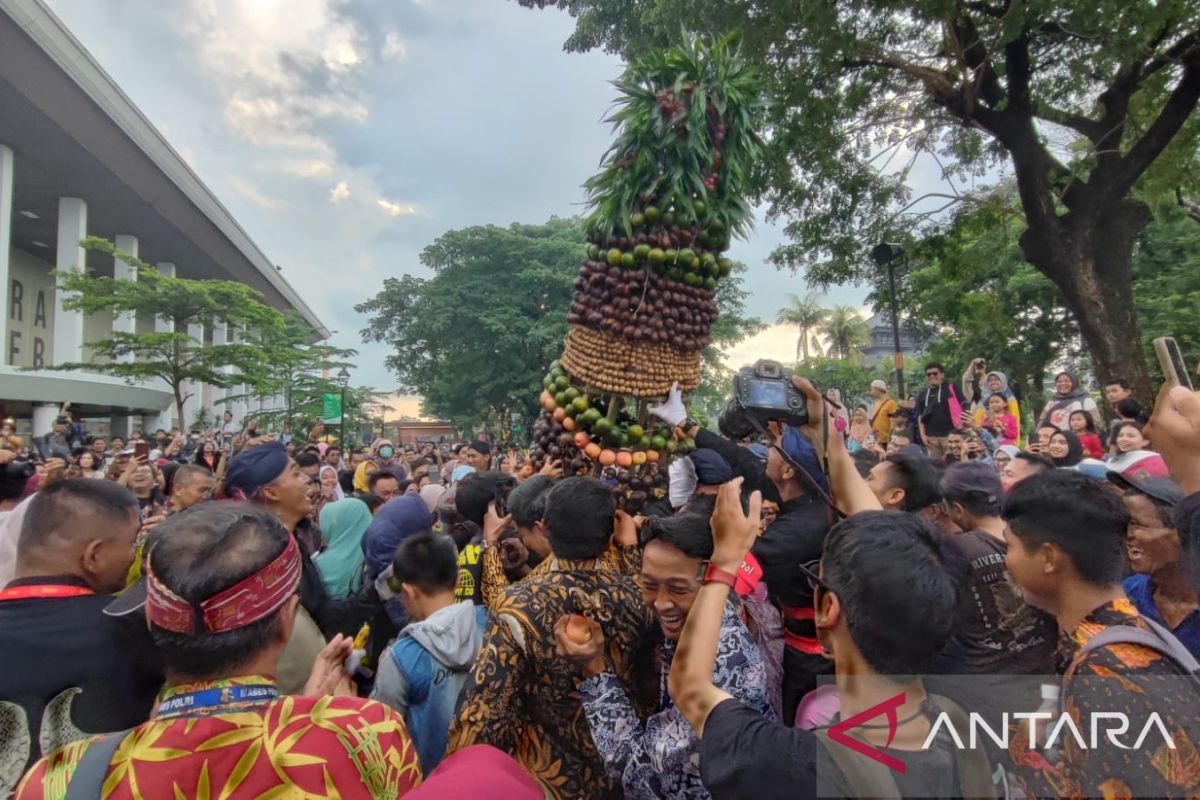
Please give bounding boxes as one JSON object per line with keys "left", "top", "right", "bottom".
{"left": 721, "top": 324, "right": 801, "bottom": 371}
{"left": 377, "top": 198, "right": 417, "bottom": 217}
{"left": 330, "top": 180, "right": 351, "bottom": 202}
{"left": 281, "top": 159, "right": 336, "bottom": 178}
{"left": 382, "top": 30, "right": 408, "bottom": 61}
{"left": 229, "top": 176, "right": 285, "bottom": 210}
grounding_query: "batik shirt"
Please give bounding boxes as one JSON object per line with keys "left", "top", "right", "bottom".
{"left": 447, "top": 558, "right": 653, "bottom": 800}
{"left": 481, "top": 543, "right": 640, "bottom": 607}
{"left": 578, "top": 601, "right": 772, "bottom": 799}
{"left": 1007, "top": 599, "right": 1200, "bottom": 798}
{"left": 17, "top": 676, "right": 422, "bottom": 800}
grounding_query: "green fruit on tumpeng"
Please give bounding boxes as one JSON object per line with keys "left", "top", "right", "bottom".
{"left": 543, "top": 376, "right": 555, "bottom": 391}
{"left": 684, "top": 272, "right": 701, "bottom": 287}
{"left": 607, "top": 248, "right": 623, "bottom": 266}
{"left": 647, "top": 248, "right": 666, "bottom": 265}
{"left": 665, "top": 248, "right": 678, "bottom": 263}
{"left": 583, "top": 408, "right": 603, "bottom": 426}
{"left": 611, "top": 430, "right": 628, "bottom": 447}
{"left": 555, "top": 391, "right": 568, "bottom": 407}
{"left": 644, "top": 206, "right": 661, "bottom": 223}
{"left": 563, "top": 403, "right": 577, "bottom": 418}
{"left": 594, "top": 418, "right": 613, "bottom": 437}
{"left": 717, "top": 258, "right": 733, "bottom": 276}
{"left": 677, "top": 248, "right": 696, "bottom": 264}
{"left": 689, "top": 257, "right": 702, "bottom": 272}
{"left": 665, "top": 439, "right": 679, "bottom": 454}
{"left": 572, "top": 396, "right": 590, "bottom": 413}
{"left": 564, "top": 387, "right": 580, "bottom": 402}
{"left": 663, "top": 211, "right": 677, "bottom": 227}
{"left": 708, "top": 218, "right": 726, "bottom": 233}
{"left": 633, "top": 243, "right": 651, "bottom": 260}
{"left": 631, "top": 212, "right": 646, "bottom": 228}
{"left": 668, "top": 267, "right": 683, "bottom": 281}
{"left": 587, "top": 244, "right": 601, "bottom": 261}
{"left": 627, "top": 424, "right": 645, "bottom": 440}
{"left": 704, "top": 277, "right": 718, "bottom": 290}
{"left": 693, "top": 200, "right": 707, "bottom": 216}
{"left": 554, "top": 376, "right": 570, "bottom": 391}
{"left": 702, "top": 252, "right": 717, "bottom": 268}
{"left": 621, "top": 252, "right": 636, "bottom": 269}
{"left": 650, "top": 434, "right": 667, "bottom": 450}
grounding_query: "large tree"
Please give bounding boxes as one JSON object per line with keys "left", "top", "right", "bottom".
{"left": 47, "top": 237, "right": 288, "bottom": 427}
{"left": 820, "top": 305, "right": 872, "bottom": 362}
{"left": 518, "top": 0, "right": 1200, "bottom": 397}
{"left": 356, "top": 219, "right": 583, "bottom": 432}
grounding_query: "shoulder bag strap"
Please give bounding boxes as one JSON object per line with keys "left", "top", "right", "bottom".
{"left": 65, "top": 730, "right": 129, "bottom": 800}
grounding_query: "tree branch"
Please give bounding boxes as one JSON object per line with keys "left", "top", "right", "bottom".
{"left": 1177, "top": 188, "right": 1200, "bottom": 224}
{"left": 1108, "top": 57, "right": 1200, "bottom": 199}
{"left": 1034, "top": 104, "right": 1104, "bottom": 142}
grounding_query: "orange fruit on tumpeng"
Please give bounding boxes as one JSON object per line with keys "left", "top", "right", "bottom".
{"left": 562, "top": 415, "right": 576, "bottom": 432}
{"left": 598, "top": 449, "right": 617, "bottom": 466}
{"left": 615, "top": 450, "right": 633, "bottom": 468}
{"left": 584, "top": 443, "right": 602, "bottom": 460}
{"left": 631, "top": 451, "right": 647, "bottom": 466}
{"left": 553, "top": 407, "right": 567, "bottom": 423}
{"left": 645, "top": 449, "right": 660, "bottom": 463}
{"left": 574, "top": 432, "right": 591, "bottom": 449}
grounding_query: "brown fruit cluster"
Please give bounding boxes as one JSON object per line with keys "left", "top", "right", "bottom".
{"left": 562, "top": 326, "right": 701, "bottom": 396}
{"left": 567, "top": 263, "right": 718, "bottom": 353}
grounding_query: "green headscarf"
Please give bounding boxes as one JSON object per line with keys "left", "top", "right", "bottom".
{"left": 315, "top": 498, "right": 373, "bottom": 599}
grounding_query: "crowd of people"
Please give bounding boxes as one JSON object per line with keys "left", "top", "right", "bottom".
{"left": 0, "top": 355, "right": 1197, "bottom": 799}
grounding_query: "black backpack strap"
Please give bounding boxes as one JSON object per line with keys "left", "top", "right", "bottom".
{"left": 64, "top": 730, "right": 128, "bottom": 800}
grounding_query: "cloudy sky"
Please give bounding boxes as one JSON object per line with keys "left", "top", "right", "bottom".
{"left": 44, "top": 0, "right": 873, "bottom": 416}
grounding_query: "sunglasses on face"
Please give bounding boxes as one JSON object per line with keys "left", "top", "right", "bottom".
{"left": 926, "top": 371, "right": 941, "bottom": 377}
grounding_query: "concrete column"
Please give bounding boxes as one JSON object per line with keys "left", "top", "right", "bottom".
{"left": 153, "top": 263, "right": 176, "bottom": 430}
{"left": 211, "top": 321, "right": 229, "bottom": 415}
{"left": 32, "top": 403, "right": 59, "bottom": 437}
{"left": 182, "top": 321, "right": 203, "bottom": 430}
{"left": 110, "top": 414, "right": 133, "bottom": 439}
{"left": 230, "top": 325, "right": 247, "bottom": 425}
{"left": 0, "top": 145, "right": 12, "bottom": 367}
{"left": 53, "top": 197, "right": 87, "bottom": 366}
{"left": 111, "top": 234, "right": 138, "bottom": 362}
{"left": 141, "top": 413, "right": 161, "bottom": 437}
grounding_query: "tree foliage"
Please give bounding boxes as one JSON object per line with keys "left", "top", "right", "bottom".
{"left": 357, "top": 220, "right": 582, "bottom": 432}
{"left": 48, "top": 237, "right": 291, "bottom": 426}
{"left": 775, "top": 292, "right": 829, "bottom": 364}
{"left": 517, "top": 0, "right": 1200, "bottom": 396}
{"left": 820, "top": 305, "right": 872, "bottom": 363}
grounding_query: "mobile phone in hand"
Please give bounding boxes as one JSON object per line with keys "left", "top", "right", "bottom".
{"left": 1154, "top": 337, "right": 1194, "bottom": 391}
{"left": 134, "top": 442, "right": 150, "bottom": 460}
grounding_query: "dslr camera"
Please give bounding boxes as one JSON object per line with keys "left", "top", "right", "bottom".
{"left": 718, "top": 359, "right": 809, "bottom": 440}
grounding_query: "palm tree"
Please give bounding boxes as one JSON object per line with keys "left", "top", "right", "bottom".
{"left": 775, "top": 292, "right": 828, "bottom": 365}
{"left": 820, "top": 305, "right": 871, "bottom": 362}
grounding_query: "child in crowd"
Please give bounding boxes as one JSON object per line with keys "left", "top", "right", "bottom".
{"left": 1068, "top": 409, "right": 1106, "bottom": 459}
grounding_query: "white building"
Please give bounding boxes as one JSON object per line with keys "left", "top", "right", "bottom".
{"left": 0, "top": 0, "right": 328, "bottom": 439}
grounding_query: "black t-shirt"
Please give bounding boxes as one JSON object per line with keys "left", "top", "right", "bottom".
{"left": 939, "top": 531, "right": 1057, "bottom": 675}
{"left": 700, "top": 698, "right": 959, "bottom": 800}
{"left": 0, "top": 578, "right": 162, "bottom": 793}
{"left": 915, "top": 383, "right": 959, "bottom": 437}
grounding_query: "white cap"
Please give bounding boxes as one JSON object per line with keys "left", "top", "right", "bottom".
{"left": 870, "top": 379, "right": 888, "bottom": 391}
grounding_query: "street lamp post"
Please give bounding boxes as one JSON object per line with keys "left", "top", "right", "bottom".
{"left": 336, "top": 367, "right": 350, "bottom": 455}
{"left": 871, "top": 242, "right": 906, "bottom": 399}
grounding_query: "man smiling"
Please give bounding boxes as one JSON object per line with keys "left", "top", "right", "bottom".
{"left": 554, "top": 512, "right": 770, "bottom": 799}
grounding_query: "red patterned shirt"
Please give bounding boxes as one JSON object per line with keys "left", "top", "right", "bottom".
{"left": 17, "top": 677, "right": 422, "bottom": 800}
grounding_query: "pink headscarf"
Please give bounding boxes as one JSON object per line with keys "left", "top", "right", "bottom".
{"left": 406, "top": 746, "right": 541, "bottom": 799}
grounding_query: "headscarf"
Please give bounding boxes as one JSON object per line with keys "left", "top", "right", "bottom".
{"left": 352, "top": 461, "right": 376, "bottom": 493}
{"left": 1049, "top": 429, "right": 1084, "bottom": 468}
{"left": 420, "top": 483, "right": 447, "bottom": 514}
{"left": 406, "top": 745, "right": 542, "bottom": 800}
{"left": 996, "top": 444, "right": 1020, "bottom": 461}
{"left": 451, "top": 465, "right": 475, "bottom": 484}
{"left": 984, "top": 371, "right": 1013, "bottom": 399}
{"left": 319, "top": 465, "right": 345, "bottom": 502}
{"left": 315, "top": 498, "right": 373, "bottom": 598}
{"left": 363, "top": 493, "right": 433, "bottom": 579}
{"left": 1052, "top": 371, "right": 1087, "bottom": 400}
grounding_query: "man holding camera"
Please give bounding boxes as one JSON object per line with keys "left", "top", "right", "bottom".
{"left": 653, "top": 366, "right": 844, "bottom": 723}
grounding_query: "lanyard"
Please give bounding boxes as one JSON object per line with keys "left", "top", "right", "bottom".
{"left": 0, "top": 584, "right": 95, "bottom": 601}
{"left": 155, "top": 684, "right": 280, "bottom": 719}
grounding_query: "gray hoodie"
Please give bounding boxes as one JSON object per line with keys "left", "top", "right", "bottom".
{"left": 370, "top": 600, "right": 488, "bottom": 773}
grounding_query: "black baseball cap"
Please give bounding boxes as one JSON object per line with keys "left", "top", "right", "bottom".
{"left": 1106, "top": 472, "right": 1183, "bottom": 508}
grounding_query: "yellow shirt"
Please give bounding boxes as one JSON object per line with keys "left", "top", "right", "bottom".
{"left": 870, "top": 397, "right": 899, "bottom": 444}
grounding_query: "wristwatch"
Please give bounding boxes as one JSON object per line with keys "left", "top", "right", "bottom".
{"left": 697, "top": 560, "right": 738, "bottom": 588}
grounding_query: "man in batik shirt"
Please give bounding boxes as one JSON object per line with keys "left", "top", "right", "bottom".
{"left": 1003, "top": 472, "right": 1200, "bottom": 798}
{"left": 555, "top": 512, "right": 772, "bottom": 799}
{"left": 447, "top": 477, "right": 652, "bottom": 800}
{"left": 17, "top": 503, "right": 422, "bottom": 800}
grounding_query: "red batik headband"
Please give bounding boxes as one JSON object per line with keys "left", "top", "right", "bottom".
{"left": 146, "top": 534, "right": 301, "bottom": 634}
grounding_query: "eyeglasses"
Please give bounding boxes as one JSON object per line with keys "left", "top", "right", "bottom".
{"left": 925, "top": 371, "right": 941, "bottom": 377}
{"left": 797, "top": 559, "right": 832, "bottom": 594}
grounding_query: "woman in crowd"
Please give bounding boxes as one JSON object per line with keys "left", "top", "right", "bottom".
{"left": 1038, "top": 371, "right": 1102, "bottom": 431}
{"left": 1107, "top": 421, "right": 1169, "bottom": 478}
{"left": 123, "top": 460, "right": 166, "bottom": 518}
{"left": 315, "top": 497, "right": 374, "bottom": 599}
{"left": 845, "top": 406, "right": 874, "bottom": 453}
{"left": 74, "top": 450, "right": 106, "bottom": 479}
{"left": 993, "top": 444, "right": 1019, "bottom": 475}
{"left": 1067, "top": 410, "right": 1105, "bottom": 459}
{"left": 980, "top": 393, "right": 1019, "bottom": 446}
{"left": 1117, "top": 476, "right": 1199, "bottom": 657}
{"left": 195, "top": 439, "right": 222, "bottom": 472}
{"left": 1046, "top": 429, "right": 1084, "bottom": 468}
